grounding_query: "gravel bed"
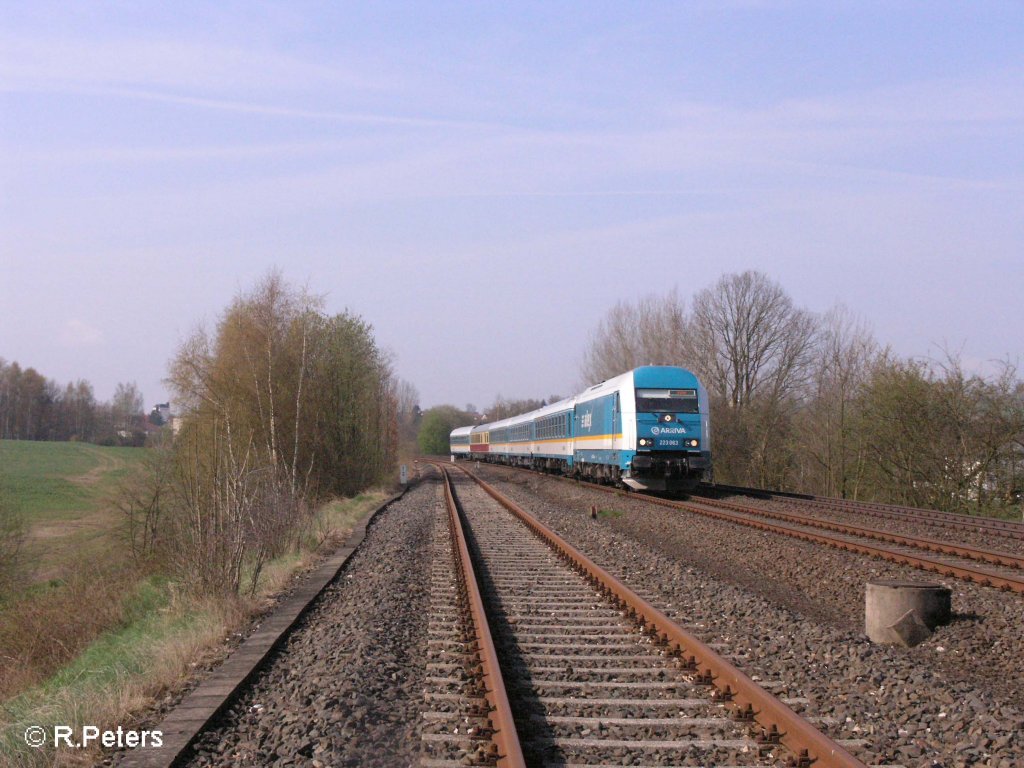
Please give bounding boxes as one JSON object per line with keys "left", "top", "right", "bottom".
{"left": 713, "top": 492, "right": 1024, "bottom": 557}
{"left": 476, "top": 464, "right": 1024, "bottom": 767}
{"left": 180, "top": 479, "right": 440, "bottom": 768}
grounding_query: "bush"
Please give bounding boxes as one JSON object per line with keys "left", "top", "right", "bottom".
{"left": 418, "top": 406, "right": 473, "bottom": 455}
{"left": 0, "top": 488, "right": 26, "bottom": 602}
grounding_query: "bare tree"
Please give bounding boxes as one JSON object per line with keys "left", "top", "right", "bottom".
{"left": 574, "top": 272, "right": 1023, "bottom": 509}
{"left": 797, "top": 305, "right": 880, "bottom": 497}
{"left": 117, "top": 446, "right": 175, "bottom": 562}
{"left": 486, "top": 396, "right": 548, "bottom": 421}
{"left": 685, "top": 271, "right": 816, "bottom": 486}
{"left": 164, "top": 273, "right": 350, "bottom": 595}
{"left": 581, "top": 290, "right": 688, "bottom": 382}
{"left": 394, "top": 378, "right": 421, "bottom": 455}
{"left": 395, "top": 379, "right": 420, "bottom": 423}
{"left": 0, "top": 362, "right": 53, "bottom": 439}
{"left": 112, "top": 381, "right": 144, "bottom": 437}
{"left": 687, "top": 271, "right": 815, "bottom": 408}
{"left": 0, "top": 362, "right": 107, "bottom": 441}
{"left": 213, "top": 271, "right": 323, "bottom": 493}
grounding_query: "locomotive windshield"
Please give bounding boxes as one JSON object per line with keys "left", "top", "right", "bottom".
{"left": 635, "top": 388, "right": 698, "bottom": 413}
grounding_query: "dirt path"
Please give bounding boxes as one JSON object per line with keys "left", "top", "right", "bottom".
{"left": 68, "top": 444, "right": 127, "bottom": 486}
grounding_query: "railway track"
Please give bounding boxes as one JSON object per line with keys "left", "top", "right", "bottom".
{"left": 691, "top": 495, "right": 1024, "bottom": 570}
{"left": 703, "top": 483, "right": 1024, "bottom": 542}
{"left": 428, "top": 461, "right": 868, "bottom": 767}
{"left": 673, "top": 496, "right": 1024, "bottom": 590}
{"left": 117, "top": 464, "right": 1024, "bottom": 767}
{"left": 469, "top": 462, "right": 1024, "bottom": 594}
{"left": 421, "top": 463, "right": 525, "bottom": 766}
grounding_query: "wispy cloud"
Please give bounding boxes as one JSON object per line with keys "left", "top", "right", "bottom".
{"left": 0, "top": 34, "right": 386, "bottom": 95}
{"left": 73, "top": 86, "right": 513, "bottom": 131}
{"left": 770, "top": 68, "right": 1024, "bottom": 126}
{"left": 58, "top": 319, "right": 103, "bottom": 348}
{"left": 0, "top": 31, "right": 521, "bottom": 133}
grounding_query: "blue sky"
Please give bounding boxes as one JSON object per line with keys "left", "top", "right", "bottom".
{"left": 1, "top": 1, "right": 1022, "bottom": 410}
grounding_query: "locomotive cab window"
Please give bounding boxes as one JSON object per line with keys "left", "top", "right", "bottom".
{"left": 635, "top": 388, "right": 698, "bottom": 413}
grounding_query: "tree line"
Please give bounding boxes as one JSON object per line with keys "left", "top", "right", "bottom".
{"left": 582, "top": 271, "right": 1024, "bottom": 516}
{"left": 0, "top": 361, "right": 148, "bottom": 445}
{"left": 416, "top": 395, "right": 568, "bottom": 455}
{"left": 124, "top": 272, "right": 400, "bottom": 596}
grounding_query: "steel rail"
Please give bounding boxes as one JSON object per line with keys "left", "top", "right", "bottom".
{"left": 445, "top": 462, "right": 867, "bottom": 768}
{"left": 477, "top": 462, "right": 1024, "bottom": 594}
{"left": 439, "top": 466, "right": 527, "bottom": 768}
{"left": 706, "top": 483, "right": 1024, "bottom": 540}
{"left": 693, "top": 495, "right": 1024, "bottom": 571}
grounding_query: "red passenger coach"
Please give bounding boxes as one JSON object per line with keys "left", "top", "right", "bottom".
{"left": 469, "top": 426, "right": 490, "bottom": 453}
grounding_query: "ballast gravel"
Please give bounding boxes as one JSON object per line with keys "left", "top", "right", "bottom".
{"left": 475, "top": 464, "right": 1024, "bottom": 768}
{"left": 180, "top": 479, "right": 440, "bottom": 768}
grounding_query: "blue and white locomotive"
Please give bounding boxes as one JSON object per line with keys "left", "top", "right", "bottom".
{"left": 449, "top": 366, "right": 711, "bottom": 492}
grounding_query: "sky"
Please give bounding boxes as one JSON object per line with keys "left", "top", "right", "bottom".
{"left": 1, "top": 1, "right": 1022, "bottom": 412}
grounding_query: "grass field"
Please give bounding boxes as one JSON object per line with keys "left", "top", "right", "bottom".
{"left": 0, "top": 440, "right": 147, "bottom": 582}
{"left": 0, "top": 440, "right": 143, "bottom": 520}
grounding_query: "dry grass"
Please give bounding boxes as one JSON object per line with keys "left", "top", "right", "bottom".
{"left": 0, "top": 555, "right": 137, "bottom": 701}
{"left": 0, "top": 489, "right": 390, "bottom": 767}
{"left": 1, "top": 595, "right": 234, "bottom": 768}
{"left": 309, "top": 490, "right": 389, "bottom": 548}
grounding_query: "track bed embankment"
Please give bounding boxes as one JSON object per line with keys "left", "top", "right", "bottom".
{"left": 178, "top": 480, "right": 440, "bottom": 768}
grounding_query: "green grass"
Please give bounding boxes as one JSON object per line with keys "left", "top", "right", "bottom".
{"left": 596, "top": 508, "right": 623, "bottom": 519}
{"left": 0, "top": 440, "right": 145, "bottom": 523}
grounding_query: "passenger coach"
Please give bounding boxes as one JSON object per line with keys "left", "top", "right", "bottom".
{"left": 450, "top": 366, "right": 711, "bottom": 492}
{"left": 449, "top": 426, "right": 472, "bottom": 458}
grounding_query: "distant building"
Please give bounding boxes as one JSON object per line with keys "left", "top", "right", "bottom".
{"left": 148, "top": 402, "right": 172, "bottom": 426}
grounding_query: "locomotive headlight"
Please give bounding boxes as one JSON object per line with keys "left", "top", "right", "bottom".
{"left": 638, "top": 438, "right": 650, "bottom": 446}
{"left": 688, "top": 439, "right": 699, "bottom": 448}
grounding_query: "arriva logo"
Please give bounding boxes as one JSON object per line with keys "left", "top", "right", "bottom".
{"left": 650, "top": 426, "right": 686, "bottom": 436}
